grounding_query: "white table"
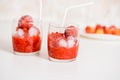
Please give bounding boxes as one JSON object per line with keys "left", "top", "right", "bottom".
{"left": 0, "top": 21, "right": 120, "bottom": 80}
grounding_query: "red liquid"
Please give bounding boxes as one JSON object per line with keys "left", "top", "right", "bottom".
{"left": 48, "top": 33, "right": 79, "bottom": 60}
{"left": 12, "top": 34, "right": 41, "bottom": 53}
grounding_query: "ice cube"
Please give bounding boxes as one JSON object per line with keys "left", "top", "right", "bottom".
{"left": 67, "top": 37, "right": 75, "bottom": 48}
{"left": 17, "top": 29, "right": 24, "bottom": 37}
{"left": 58, "top": 39, "right": 67, "bottom": 47}
{"left": 29, "top": 27, "right": 38, "bottom": 36}
{"left": 67, "top": 36, "right": 75, "bottom": 40}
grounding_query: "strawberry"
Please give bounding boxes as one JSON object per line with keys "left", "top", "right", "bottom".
{"left": 95, "top": 24, "right": 102, "bottom": 29}
{"left": 18, "top": 15, "right": 33, "bottom": 29}
{"left": 85, "top": 26, "right": 95, "bottom": 33}
{"left": 112, "top": 28, "right": 120, "bottom": 36}
{"left": 95, "top": 24, "right": 105, "bottom": 34}
{"left": 64, "top": 26, "right": 78, "bottom": 38}
{"left": 105, "top": 25, "right": 116, "bottom": 34}
{"left": 48, "top": 32, "right": 65, "bottom": 47}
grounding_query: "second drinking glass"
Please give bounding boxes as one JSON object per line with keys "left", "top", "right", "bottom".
{"left": 48, "top": 24, "right": 79, "bottom": 62}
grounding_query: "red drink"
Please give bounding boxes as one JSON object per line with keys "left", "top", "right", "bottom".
{"left": 12, "top": 15, "right": 42, "bottom": 55}
{"left": 48, "top": 25, "right": 79, "bottom": 62}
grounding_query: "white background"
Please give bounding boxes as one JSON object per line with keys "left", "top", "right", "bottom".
{"left": 0, "top": 0, "right": 120, "bottom": 80}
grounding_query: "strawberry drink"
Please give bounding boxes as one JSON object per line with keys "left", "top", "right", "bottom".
{"left": 48, "top": 25, "right": 79, "bottom": 62}
{"left": 12, "top": 15, "right": 41, "bottom": 55}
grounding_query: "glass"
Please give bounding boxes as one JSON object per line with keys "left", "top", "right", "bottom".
{"left": 48, "top": 24, "right": 79, "bottom": 62}
{"left": 12, "top": 15, "right": 42, "bottom": 55}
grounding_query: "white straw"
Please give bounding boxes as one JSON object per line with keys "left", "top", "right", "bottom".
{"left": 40, "top": 0, "right": 42, "bottom": 20}
{"left": 61, "top": 2, "right": 94, "bottom": 27}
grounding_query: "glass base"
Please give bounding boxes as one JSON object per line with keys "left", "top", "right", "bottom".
{"left": 49, "top": 57, "right": 76, "bottom": 62}
{"left": 14, "top": 51, "right": 40, "bottom": 56}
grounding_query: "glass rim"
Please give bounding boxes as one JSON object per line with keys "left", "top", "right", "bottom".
{"left": 49, "top": 23, "right": 80, "bottom": 29}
